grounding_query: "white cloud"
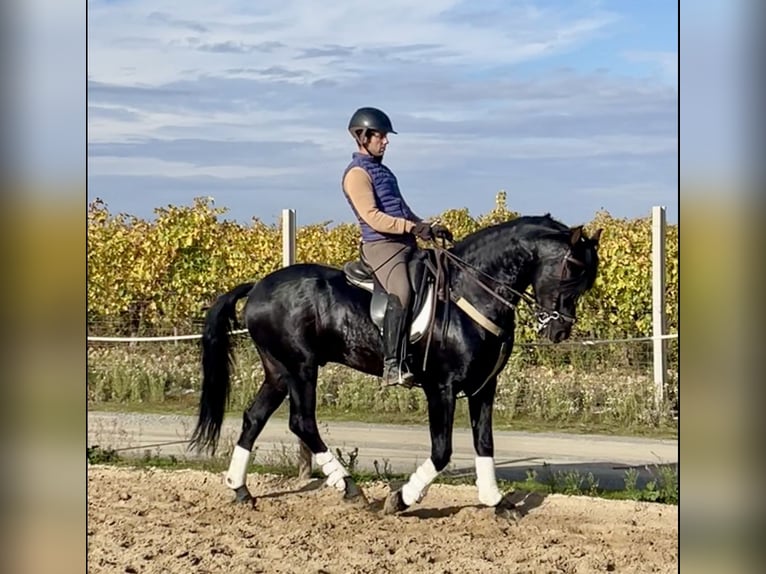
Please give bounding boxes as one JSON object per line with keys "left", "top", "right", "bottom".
{"left": 623, "top": 51, "right": 678, "bottom": 86}
{"left": 575, "top": 181, "right": 676, "bottom": 200}
{"left": 88, "top": 0, "right": 619, "bottom": 85}
{"left": 87, "top": 103, "right": 308, "bottom": 144}
{"left": 87, "top": 0, "right": 678, "bottom": 224}
{"left": 88, "top": 156, "right": 300, "bottom": 179}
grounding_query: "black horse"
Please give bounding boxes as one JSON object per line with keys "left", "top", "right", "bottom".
{"left": 191, "top": 214, "right": 601, "bottom": 516}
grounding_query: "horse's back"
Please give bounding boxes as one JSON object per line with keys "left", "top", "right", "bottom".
{"left": 245, "top": 263, "right": 380, "bottom": 364}
{"left": 250, "top": 263, "right": 357, "bottom": 300}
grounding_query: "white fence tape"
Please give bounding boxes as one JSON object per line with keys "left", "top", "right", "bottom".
{"left": 87, "top": 330, "right": 677, "bottom": 346}
{"left": 87, "top": 329, "right": 249, "bottom": 342}
{"left": 518, "top": 333, "right": 678, "bottom": 347}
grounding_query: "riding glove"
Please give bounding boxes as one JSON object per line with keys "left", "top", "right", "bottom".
{"left": 412, "top": 221, "right": 434, "bottom": 241}
{"left": 431, "top": 224, "right": 454, "bottom": 242}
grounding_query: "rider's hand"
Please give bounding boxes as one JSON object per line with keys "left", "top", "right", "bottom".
{"left": 412, "top": 221, "right": 434, "bottom": 241}
{"left": 431, "top": 224, "right": 453, "bottom": 242}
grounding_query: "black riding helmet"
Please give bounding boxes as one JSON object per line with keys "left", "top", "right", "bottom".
{"left": 348, "top": 107, "right": 397, "bottom": 144}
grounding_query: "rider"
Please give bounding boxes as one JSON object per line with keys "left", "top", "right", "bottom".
{"left": 341, "top": 106, "right": 453, "bottom": 386}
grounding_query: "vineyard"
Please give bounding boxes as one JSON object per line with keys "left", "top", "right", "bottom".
{"left": 87, "top": 192, "right": 678, "bottom": 428}
{"left": 87, "top": 191, "right": 677, "bottom": 337}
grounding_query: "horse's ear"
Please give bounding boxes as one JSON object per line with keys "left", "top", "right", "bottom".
{"left": 569, "top": 226, "right": 583, "bottom": 245}
{"left": 590, "top": 228, "right": 603, "bottom": 245}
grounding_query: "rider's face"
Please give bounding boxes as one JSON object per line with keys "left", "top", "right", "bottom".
{"left": 364, "top": 131, "right": 389, "bottom": 157}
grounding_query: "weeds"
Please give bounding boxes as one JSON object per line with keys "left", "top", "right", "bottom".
{"left": 508, "top": 463, "right": 675, "bottom": 504}
{"left": 87, "top": 442, "right": 677, "bottom": 506}
{"left": 87, "top": 445, "right": 120, "bottom": 464}
{"left": 335, "top": 447, "right": 359, "bottom": 474}
{"left": 88, "top": 342, "right": 679, "bottom": 435}
{"left": 373, "top": 458, "right": 395, "bottom": 481}
{"left": 622, "top": 464, "right": 677, "bottom": 504}
{"left": 556, "top": 470, "right": 600, "bottom": 496}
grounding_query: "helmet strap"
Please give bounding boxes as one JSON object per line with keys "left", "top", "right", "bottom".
{"left": 352, "top": 127, "right": 382, "bottom": 159}
{"left": 353, "top": 128, "right": 374, "bottom": 156}
{"left": 352, "top": 127, "right": 368, "bottom": 147}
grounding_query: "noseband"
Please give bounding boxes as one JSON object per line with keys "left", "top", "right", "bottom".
{"left": 534, "top": 249, "right": 585, "bottom": 332}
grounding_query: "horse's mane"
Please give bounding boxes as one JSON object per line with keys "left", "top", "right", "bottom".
{"left": 451, "top": 213, "right": 571, "bottom": 257}
{"left": 446, "top": 213, "right": 594, "bottom": 300}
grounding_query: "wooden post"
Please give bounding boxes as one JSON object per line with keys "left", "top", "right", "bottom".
{"left": 282, "top": 209, "right": 313, "bottom": 479}
{"left": 282, "top": 209, "right": 296, "bottom": 268}
{"left": 652, "top": 206, "right": 667, "bottom": 410}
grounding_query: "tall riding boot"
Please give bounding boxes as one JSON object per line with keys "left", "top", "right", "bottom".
{"left": 382, "top": 294, "right": 416, "bottom": 387}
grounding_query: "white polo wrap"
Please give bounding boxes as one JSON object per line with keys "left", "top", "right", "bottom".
{"left": 225, "top": 445, "right": 251, "bottom": 489}
{"left": 315, "top": 451, "right": 350, "bottom": 491}
{"left": 401, "top": 458, "right": 439, "bottom": 506}
{"left": 475, "top": 456, "right": 503, "bottom": 506}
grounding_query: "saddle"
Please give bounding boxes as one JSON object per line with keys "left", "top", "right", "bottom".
{"left": 343, "top": 249, "right": 437, "bottom": 343}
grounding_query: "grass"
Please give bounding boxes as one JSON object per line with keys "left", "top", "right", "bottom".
{"left": 87, "top": 339, "right": 679, "bottom": 507}
{"left": 88, "top": 341, "right": 679, "bottom": 440}
{"left": 89, "top": 398, "right": 677, "bottom": 439}
{"left": 87, "top": 443, "right": 678, "bottom": 506}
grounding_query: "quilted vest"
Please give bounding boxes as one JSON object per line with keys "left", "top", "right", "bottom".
{"left": 342, "top": 153, "right": 417, "bottom": 243}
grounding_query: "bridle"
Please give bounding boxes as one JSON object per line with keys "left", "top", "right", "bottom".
{"left": 417, "top": 241, "right": 588, "bottom": 372}
{"left": 532, "top": 249, "right": 585, "bottom": 332}
{"left": 432, "top": 243, "right": 587, "bottom": 333}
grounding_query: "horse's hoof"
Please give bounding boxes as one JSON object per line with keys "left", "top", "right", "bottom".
{"left": 342, "top": 477, "right": 368, "bottom": 504}
{"left": 383, "top": 489, "right": 409, "bottom": 515}
{"left": 494, "top": 490, "right": 545, "bottom": 523}
{"left": 232, "top": 485, "right": 256, "bottom": 508}
{"left": 495, "top": 503, "right": 522, "bottom": 523}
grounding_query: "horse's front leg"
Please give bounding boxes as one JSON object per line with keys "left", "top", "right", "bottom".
{"left": 468, "top": 378, "right": 529, "bottom": 521}
{"left": 468, "top": 377, "right": 504, "bottom": 508}
{"left": 384, "top": 387, "right": 455, "bottom": 514}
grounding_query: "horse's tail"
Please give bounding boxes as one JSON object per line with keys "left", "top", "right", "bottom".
{"left": 190, "top": 282, "right": 256, "bottom": 455}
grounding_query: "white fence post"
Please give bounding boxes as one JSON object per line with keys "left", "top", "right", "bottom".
{"left": 282, "top": 209, "right": 313, "bottom": 479}
{"left": 652, "top": 206, "right": 667, "bottom": 410}
{"left": 282, "top": 209, "right": 296, "bottom": 267}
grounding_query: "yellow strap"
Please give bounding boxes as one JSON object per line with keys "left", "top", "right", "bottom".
{"left": 455, "top": 297, "right": 505, "bottom": 338}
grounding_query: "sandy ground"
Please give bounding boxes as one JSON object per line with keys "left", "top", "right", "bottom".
{"left": 88, "top": 466, "right": 677, "bottom": 573}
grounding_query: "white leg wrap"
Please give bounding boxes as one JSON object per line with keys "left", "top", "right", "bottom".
{"left": 315, "top": 451, "right": 350, "bottom": 492}
{"left": 225, "top": 445, "right": 251, "bottom": 489}
{"left": 475, "top": 456, "right": 503, "bottom": 506}
{"left": 402, "top": 459, "right": 439, "bottom": 506}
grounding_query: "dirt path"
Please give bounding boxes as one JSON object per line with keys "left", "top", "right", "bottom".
{"left": 88, "top": 465, "right": 677, "bottom": 573}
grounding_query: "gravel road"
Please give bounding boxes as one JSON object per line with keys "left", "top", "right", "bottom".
{"left": 88, "top": 411, "right": 677, "bottom": 490}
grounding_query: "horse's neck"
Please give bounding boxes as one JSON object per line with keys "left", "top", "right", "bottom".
{"left": 451, "top": 245, "right": 534, "bottom": 327}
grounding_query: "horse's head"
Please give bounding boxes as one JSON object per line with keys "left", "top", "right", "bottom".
{"left": 531, "top": 225, "right": 601, "bottom": 343}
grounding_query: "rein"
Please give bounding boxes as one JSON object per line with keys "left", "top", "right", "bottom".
{"left": 419, "top": 241, "right": 581, "bottom": 372}
{"left": 431, "top": 244, "right": 578, "bottom": 329}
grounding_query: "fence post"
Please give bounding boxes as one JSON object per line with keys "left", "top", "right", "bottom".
{"left": 282, "top": 209, "right": 296, "bottom": 267}
{"left": 282, "top": 209, "right": 313, "bottom": 479}
{"left": 652, "top": 206, "right": 667, "bottom": 410}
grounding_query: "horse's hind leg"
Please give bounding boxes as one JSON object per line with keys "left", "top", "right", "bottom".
{"left": 286, "top": 362, "right": 365, "bottom": 502}
{"left": 225, "top": 354, "right": 288, "bottom": 503}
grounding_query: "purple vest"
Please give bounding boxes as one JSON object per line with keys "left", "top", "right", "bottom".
{"left": 342, "top": 153, "right": 419, "bottom": 243}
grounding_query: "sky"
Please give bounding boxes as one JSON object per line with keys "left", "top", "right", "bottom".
{"left": 87, "top": 0, "right": 679, "bottom": 226}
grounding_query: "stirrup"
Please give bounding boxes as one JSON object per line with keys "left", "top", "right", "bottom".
{"left": 382, "top": 361, "right": 417, "bottom": 389}
{"left": 398, "top": 371, "right": 418, "bottom": 389}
